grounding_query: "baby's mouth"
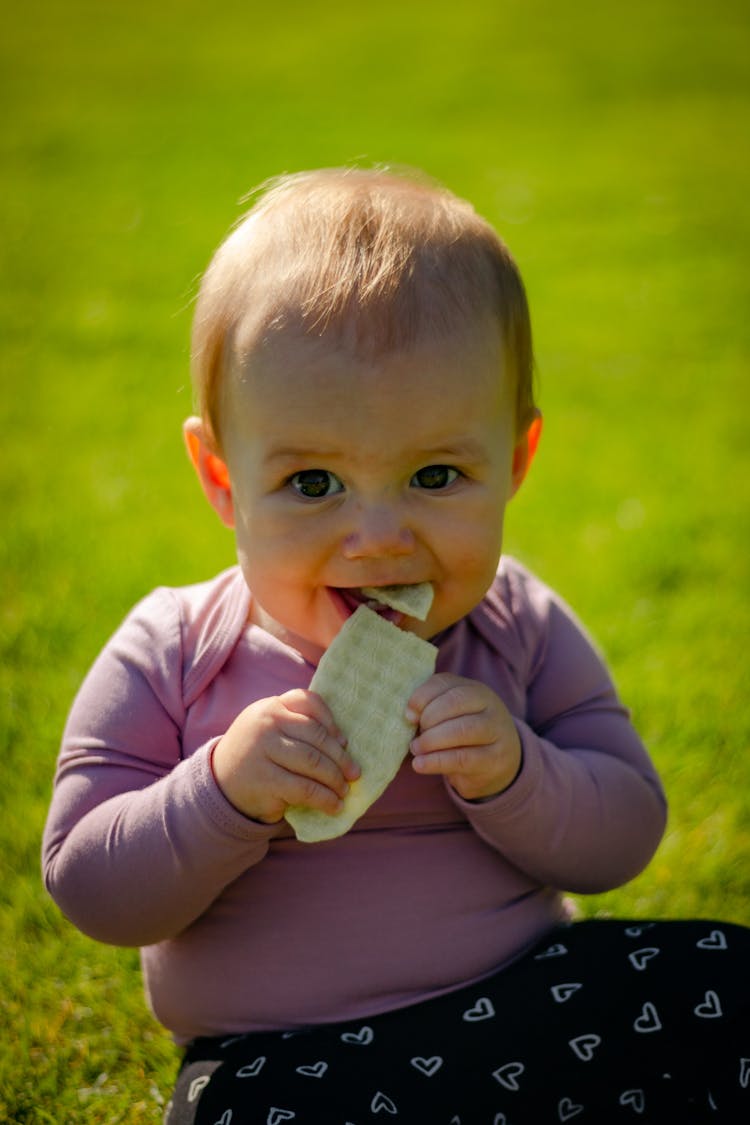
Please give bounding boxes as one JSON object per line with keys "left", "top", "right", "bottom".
{"left": 330, "top": 582, "right": 434, "bottom": 624}
{"left": 332, "top": 587, "right": 403, "bottom": 623}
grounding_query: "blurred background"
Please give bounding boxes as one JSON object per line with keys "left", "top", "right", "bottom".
{"left": 2, "top": 0, "right": 748, "bottom": 1117}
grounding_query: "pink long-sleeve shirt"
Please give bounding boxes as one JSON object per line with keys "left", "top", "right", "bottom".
{"left": 42, "top": 558, "right": 667, "bottom": 1044}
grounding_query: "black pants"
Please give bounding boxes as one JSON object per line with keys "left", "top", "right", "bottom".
{"left": 166, "top": 919, "right": 750, "bottom": 1124}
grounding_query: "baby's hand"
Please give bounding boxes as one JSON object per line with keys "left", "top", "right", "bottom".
{"left": 211, "top": 690, "right": 360, "bottom": 824}
{"left": 407, "top": 674, "right": 522, "bottom": 801}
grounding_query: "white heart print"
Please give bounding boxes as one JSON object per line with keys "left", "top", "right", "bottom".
{"left": 619, "top": 1088, "right": 646, "bottom": 1114}
{"left": 634, "top": 1001, "right": 662, "bottom": 1033}
{"left": 551, "top": 982, "right": 583, "bottom": 1003}
{"left": 267, "top": 1110, "right": 295, "bottom": 1125}
{"left": 370, "top": 1091, "right": 398, "bottom": 1114}
{"left": 295, "top": 1061, "right": 328, "bottom": 1078}
{"left": 341, "top": 1025, "right": 374, "bottom": 1045}
{"left": 696, "top": 929, "right": 727, "bottom": 950}
{"left": 410, "top": 1055, "right": 443, "bottom": 1077}
{"left": 628, "top": 947, "right": 660, "bottom": 971}
{"left": 492, "top": 1062, "right": 525, "bottom": 1091}
{"left": 568, "top": 1034, "right": 602, "bottom": 1062}
{"left": 558, "top": 1097, "right": 584, "bottom": 1121}
{"left": 236, "top": 1056, "right": 266, "bottom": 1077}
{"left": 533, "top": 943, "right": 568, "bottom": 960}
{"left": 462, "top": 996, "right": 495, "bottom": 1021}
{"left": 694, "top": 990, "right": 722, "bottom": 1018}
{"left": 188, "top": 1075, "right": 210, "bottom": 1103}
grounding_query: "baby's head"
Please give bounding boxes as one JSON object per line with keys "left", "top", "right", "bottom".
{"left": 190, "top": 167, "right": 537, "bottom": 454}
{"left": 186, "top": 167, "right": 541, "bottom": 655}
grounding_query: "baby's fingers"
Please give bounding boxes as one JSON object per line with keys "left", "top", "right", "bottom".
{"left": 408, "top": 678, "right": 492, "bottom": 772}
{"left": 279, "top": 690, "right": 359, "bottom": 783}
{"left": 410, "top": 743, "right": 480, "bottom": 778}
{"left": 281, "top": 688, "right": 348, "bottom": 746}
{"left": 272, "top": 730, "right": 356, "bottom": 805}
{"left": 405, "top": 673, "right": 461, "bottom": 725}
{"left": 295, "top": 717, "right": 359, "bottom": 786}
{"left": 408, "top": 676, "right": 490, "bottom": 739}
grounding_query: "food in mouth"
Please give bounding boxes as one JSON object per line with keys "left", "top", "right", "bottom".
{"left": 360, "top": 581, "right": 434, "bottom": 621}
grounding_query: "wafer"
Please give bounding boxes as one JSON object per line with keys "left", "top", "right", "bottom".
{"left": 360, "top": 581, "right": 434, "bottom": 620}
{"left": 285, "top": 605, "right": 437, "bottom": 842}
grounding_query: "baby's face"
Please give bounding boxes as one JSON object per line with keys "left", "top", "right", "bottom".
{"left": 219, "top": 321, "right": 527, "bottom": 661}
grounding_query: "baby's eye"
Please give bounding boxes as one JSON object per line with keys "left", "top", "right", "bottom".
{"left": 410, "top": 464, "right": 460, "bottom": 490}
{"left": 288, "top": 469, "right": 345, "bottom": 499}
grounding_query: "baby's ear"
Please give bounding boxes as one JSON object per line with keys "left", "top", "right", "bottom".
{"left": 183, "top": 417, "right": 235, "bottom": 528}
{"left": 509, "top": 412, "right": 542, "bottom": 497}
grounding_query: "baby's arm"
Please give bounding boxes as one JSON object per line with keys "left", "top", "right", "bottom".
{"left": 408, "top": 591, "right": 667, "bottom": 893}
{"left": 42, "top": 590, "right": 354, "bottom": 947}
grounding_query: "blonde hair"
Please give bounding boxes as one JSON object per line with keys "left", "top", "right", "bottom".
{"left": 191, "top": 167, "right": 536, "bottom": 448}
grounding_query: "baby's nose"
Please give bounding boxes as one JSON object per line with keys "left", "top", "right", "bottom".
{"left": 341, "top": 501, "right": 415, "bottom": 560}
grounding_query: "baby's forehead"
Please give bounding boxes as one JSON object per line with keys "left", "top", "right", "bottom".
{"left": 223, "top": 315, "right": 510, "bottom": 431}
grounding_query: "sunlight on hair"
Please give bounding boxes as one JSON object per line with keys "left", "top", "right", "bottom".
{"left": 191, "top": 167, "right": 536, "bottom": 449}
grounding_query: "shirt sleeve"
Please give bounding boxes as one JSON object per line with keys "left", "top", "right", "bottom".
{"left": 449, "top": 574, "right": 668, "bottom": 893}
{"left": 42, "top": 589, "right": 277, "bottom": 947}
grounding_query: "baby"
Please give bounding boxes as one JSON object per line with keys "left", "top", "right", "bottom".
{"left": 43, "top": 168, "right": 749, "bottom": 1123}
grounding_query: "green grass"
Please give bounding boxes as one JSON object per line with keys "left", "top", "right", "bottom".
{"left": 2, "top": 0, "right": 748, "bottom": 1118}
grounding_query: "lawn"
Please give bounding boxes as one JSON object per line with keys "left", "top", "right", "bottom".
{"left": 1, "top": 0, "right": 748, "bottom": 1119}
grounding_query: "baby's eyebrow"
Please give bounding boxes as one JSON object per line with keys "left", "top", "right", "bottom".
{"left": 262, "top": 436, "right": 491, "bottom": 468}
{"left": 263, "top": 446, "right": 340, "bottom": 465}
{"left": 414, "top": 438, "right": 490, "bottom": 464}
